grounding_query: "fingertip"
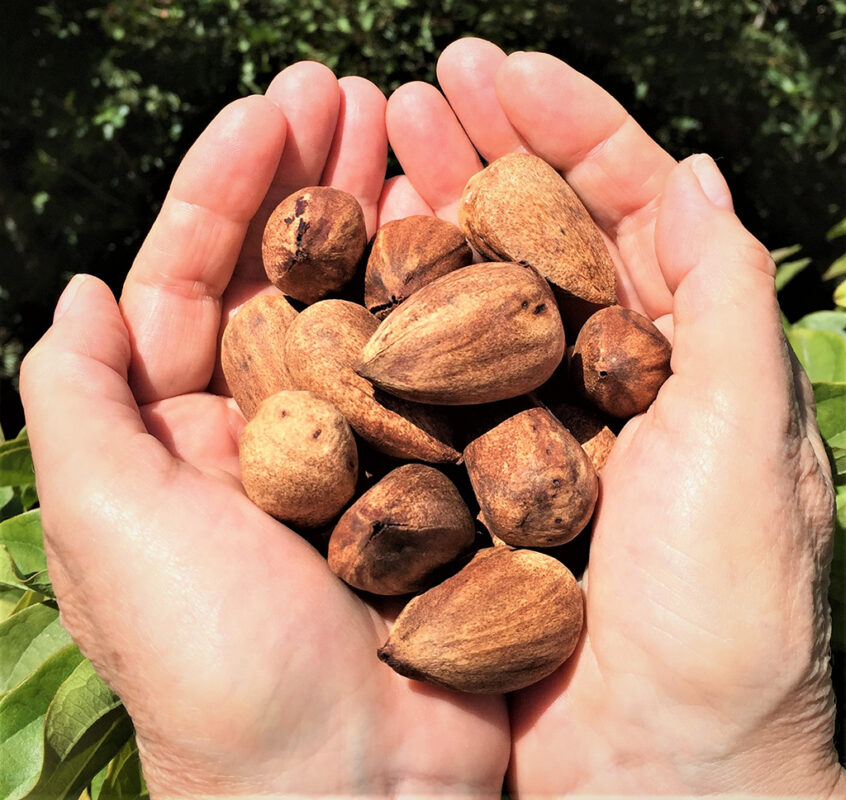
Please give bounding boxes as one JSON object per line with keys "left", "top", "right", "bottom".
{"left": 266, "top": 60, "right": 338, "bottom": 103}
{"left": 688, "top": 154, "right": 733, "bottom": 211}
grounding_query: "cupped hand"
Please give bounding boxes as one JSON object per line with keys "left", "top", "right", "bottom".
{"left": 389, "top": 38, "right": 845, "bottom": 797}
{"left": 20, "top": 64, "right": 509, "bottom": 798}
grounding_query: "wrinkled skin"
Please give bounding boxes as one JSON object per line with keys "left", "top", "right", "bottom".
{"left": 20, "top": 38, "right": 845, "bottom": 798}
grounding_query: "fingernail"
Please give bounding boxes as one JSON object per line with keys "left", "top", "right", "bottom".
{"left": 54, "top": 274, "right": 88, "bottom": 321}
{"left": 691, "top": 154, "right": 732, "bottom": 209}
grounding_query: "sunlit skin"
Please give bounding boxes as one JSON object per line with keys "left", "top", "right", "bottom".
{"left": 20, "top": 38, "right": 845, "bottom": 798}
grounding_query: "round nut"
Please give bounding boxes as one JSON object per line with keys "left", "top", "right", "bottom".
{"left": 239, "top": 390, "right": 358, "bottom": 528}
{"left": 262, "top": 187, "right": 367, "bottom": 304}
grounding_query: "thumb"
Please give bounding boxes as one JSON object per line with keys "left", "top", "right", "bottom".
{"left": 655, "top": 155, "right": 796, "bottom": 437}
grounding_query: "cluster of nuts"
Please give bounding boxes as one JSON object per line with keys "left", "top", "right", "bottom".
{"left": 222, "top": 153, "right": 672, "bottom": 694}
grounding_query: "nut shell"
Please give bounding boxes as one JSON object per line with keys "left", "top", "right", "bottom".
{"left": 285, "top": 300, "right": 458, "bottom": 462}
{"left": 364, "top": 216, "right": 473, "bottom": 319}
{"left": 262, "top": 186, "right": 366, "bottom": 304}
{"left": 464, "top": 408, "right": 598, "bottom": 547}
{"left": 221, "top": 294, "right": 298, "bottom": 419}
{"left": 239, "top": 391, "right": 358, "bottom": 528}
{"left": 547, "top": 400, "right": 617, "bottom": 474}
{"left": 328, "top": 464, "right": 475, "bottom": 595}
{"left": 357, "top": 263, "right": 565, "bottom": 405}
{"left": 571, "top": 306, "right": 672, "bottom": 417}
{"left": 377, "top": 547, "right": 584, "bottom": 693}
{"left": 459, "top": 153, "right": 616, "bottom": 306}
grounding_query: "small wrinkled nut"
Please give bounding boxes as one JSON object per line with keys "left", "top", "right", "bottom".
{"left": 459, "top": 153, "right": 616, "bottom": 306}
{"left": 328, "top": 464, "right": 475, "bottom": 595}
{"left": 571, "top": 306, "right": 672, "bottom": 418}
{"left": 464, "top": 408, "right": 598, "bottom": 547}
{"left": 547, "top": 400, "right": 617, "bottom": 474}
{"left": 221, "top": 294, "right": 298, "bottom": 419}
{"left": 285, "top": 300, "right": 458, "bottom": 462}
{"left": 378, "top": 547, "right": 584, "bottom": 693}
{"left": 239, "top": 391, "right": 357, "bottom": 528}
{"left": 262, "top": 187, "right": 367, "bottom": 304}
{"left": 357, "top": 263, "right": 565, "bottom": 405}
{"left": 364, "top": 216, "right": 473, "bottom": 319}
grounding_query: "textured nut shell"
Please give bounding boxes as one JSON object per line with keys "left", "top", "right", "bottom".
{"left": 357, "top": 263, "right": 565, "bottom": 405}
{"left": 262, "top": 187, "right": 366, "bottom": 304}
{"left": 221, "top": 294, "right": 299, "bottom": 419}
{"left": 328, "top": 464, "right": 475, "bottom": 595}
{"left": 239, "top": 391, "right": 358, "bottom": 528}
{"left": 547, "top": 401, "right": 617, "bottom": 474}
{"left": 464, "top": 408, "right": 598, "bottom": 547}
{"left": 459, "top": 153, "right": 616, "bottom": 306}
{"left": 365, "top": 216, "right": 473, "bottom": 319}
{"left": 571, "top": 306, "right": 672, "bottom": 418}
{"left": 378, "top": 547, "right": 584, "bottom": 693}
{"left": 285, "top": 300, "right": 458, "bottom": 462}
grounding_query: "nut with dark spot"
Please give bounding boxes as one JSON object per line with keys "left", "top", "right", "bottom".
{"left": 262, "top": 186, "right": 367, "bottom": 304}
{"left": 327, "top": 464, "right": 475, "bottom": 595}
{"left": 570, "top": 306, "right": 672, "bottom": 418}
{"left": 463, "top": 407, "right": 598, "bottom": 547}
{"left": 364, "top": 216, "right": 472, "bottom": 319}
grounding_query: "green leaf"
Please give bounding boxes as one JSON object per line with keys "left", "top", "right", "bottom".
{"left": 775, "top": 257, "right": 812, "bottom": 291}
{"left": 0, "top": 604, "right": 73, "bottom": 695}
{"left": 812, "top": 383, "right": 846, "bottom": 449}
{"left": 792, "top": 311, "right": 846, "bottom": 334}
{"left": 828, "top": 217, "right": 846, "bottom": 241}
{"left": 835, "top": 281, "right": 846, "bottom": 309}
{"left": 0, "top": 587, "right": 25, "bottom": 623}
{"left": 0, "top": 512, "right": 51, "bottom": 596}
{"left": 822, "top": 253, "right": 846, "bottom": 281}
{"left": 97, "top": 737, "right": 149, "bottom": 800}
{"left": 770, "top": 244, "right": 802, "bottom": 263}
{"left": 23, "top": 661, "right": 133, "bottom": 800}
{"left": 0, "top": 644, "right": 85, "bottom": 799}
{"left": 786, "top": 328, "right": 846, "bottom": 383}
{"left": 0, "top": 440, "right": 35, "bottom": 490}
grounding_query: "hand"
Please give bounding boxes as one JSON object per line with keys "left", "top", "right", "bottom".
{"left": 389, "top": 38, "right": 845, "bottom": 797}
{"left": 20, "top": 65, "right": 509, "bottom": 798}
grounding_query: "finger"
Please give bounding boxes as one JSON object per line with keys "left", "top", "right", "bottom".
{"left": 237, "top": 62, "right": 341, "bottom": 280}
{"left": 386, "top": 81, "right": 482, "bottom": 221}
{"left": 655, "top": 156, "right": 792, "bottom": 430}
{"left": 140, "top": 394, "right": 244, "bottom": 482}
{"left": 436, "top": 38, "right": 526, "bottom": 162}
{"left": 320, "top": 76, "right": 388, "bottom": 238}
{"left": 121, "top": 96, "right": 287, "bottom": 405}
{"left": 377, "top": 175, "right": 434, "bottom": 227}
{"left": 495, "top": 51, "right": 677, "bottom": 319}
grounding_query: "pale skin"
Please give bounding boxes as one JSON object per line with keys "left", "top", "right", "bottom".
{"left": 19, "top": 37, "right": 846, "bottom": 798}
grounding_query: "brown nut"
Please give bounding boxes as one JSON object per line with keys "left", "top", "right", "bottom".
{"left": 262, "top": 187, "right": 366, "bottom": 304}
{"left": 284, "top": 299, "right": 459, "bottom": 462}
{"left": 464, "top": 408, "right": 598, "bottom": 547}
{"left": 239, "top": 391, "right": 357, "bottom": 528}
{"left": 357, "top": 263, "right": 565, "bottom": 405}
{"left": 546, "top": 400, "right": 617, "bottom": 474}
{"left": 364, "top": 216, "right": 473, "bottom": 319}
{"left": 221, "top": 294, "right": 299, "bottom": 419}
{"left": 327, "top": 464, "right": 475, "bottom": 595}
{"left": 571, "top": 306, "right": 672, "bottom": 418}
{"left": 459, "top": 153, "right": 616, "bottom": 306}
{"left": 378, "top": 547, "right": 584, "bottom": 693}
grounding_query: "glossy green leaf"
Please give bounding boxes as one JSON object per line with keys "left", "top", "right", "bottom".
{"left": 770, "top": 244, "right": 802, "bottom": 264}
{"left": 835, "top": 281, "right": 846, "bottom": 310}
{"left": 786, "top": 328, "right": 846, "bottom": 383}
{"left": 97, "top": 738, "right": 149, "bottom": 800}
{"left": 828, "top": 218, "right": 846, "bottom": 241}
{"left": 0, "top": 440, "right": 34, "bottom": 490}
{"left": 792, "top": 310, "right": 846, "bottom": 334}
{"left": 812, "top": 383, "right": 846, "bottom": 449}
{"left": 0, "top": 644, "right": 85, "bottom": 799}
{"left": 774, "top": 257, "right": 812, "bottom": 292}
{"left": 0, "top": 603, "right": 73, "bottom": 694}
{"left": 22, "top": 660, "right": 133, "bottom": 800}
{"left": 0, "top": 587, "right": 24, "bottom": 623}
{"left": 0, "top": 512, "right": 45, "bottom": 576}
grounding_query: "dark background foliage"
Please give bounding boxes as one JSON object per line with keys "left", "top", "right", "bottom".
{"left": 1, "top": 0, "right": 845, "bottom": 434}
